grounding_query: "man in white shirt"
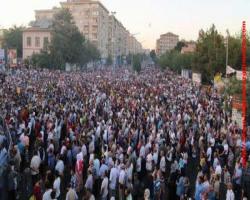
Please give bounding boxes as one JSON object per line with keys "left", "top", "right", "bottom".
{"left": 42, "top": 181, "right": 52, "bottom": 200}
{"left": 160, "top": 151, "right": 166, "bottom": 174}
{"left": 55, "top": 155, "right": 64, "bottom": 175}
{"left": 146, "top": 150, "right": 153, "bottom": 172}
{"left": 109, "top": 165, "right": 119, "bottom": 197}
{"left": 226, "top": 183, "right": 235, "bottom": 200}
{"left": 53, "top": 172, "right": 61, "bottom": 199}
{"left": 100, "top": 171, "right": 108, "bottom": 200}
{"left": 66, "top": 184, "right": 78, "bottom": 200}
{"left": 119, "top": 164, "right": 126, "bottom": 200}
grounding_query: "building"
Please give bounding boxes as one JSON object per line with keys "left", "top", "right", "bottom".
{"left": 61, "top": 0, "right": 109, "bottom": 61}
{"left": 23, "top": 27, "right": 51, "bottom": 59}
{"left": 181, "top": 42, "right": 196, "bottom": 54}
{"left": 23, "top": 0, "right": 143, "bottom": 62}
{"left": 156, "top": 32, "right": 179, "bottom": 55}
{"left": 23, "top": 19, "right": 52, "bottom": 59}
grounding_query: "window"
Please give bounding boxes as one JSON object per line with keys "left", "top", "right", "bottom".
{"left": 27, "top": 37, "right": 31, "bottom": 47}
{"left": 92, "top": 11, "right": 99, "bottom": 16}
{"left": 43, "top": 37, "right": 49, "bottom": 49}
{"left": 92, "top": 33, "right": 97, "bottom": 40}
{"left": 35, "top": 37, "right": 40, "bottom": 47}
{"left": 84, "top": 25, "right": 89, "bottom": 32}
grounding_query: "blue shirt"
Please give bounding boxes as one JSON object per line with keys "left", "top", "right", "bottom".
{"left": 195, "top": 182, "right": 204, "bottom": 200}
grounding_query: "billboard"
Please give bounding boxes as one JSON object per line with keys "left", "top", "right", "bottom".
{"left": 8, "top": 49, "right": 17, "bottom": 68}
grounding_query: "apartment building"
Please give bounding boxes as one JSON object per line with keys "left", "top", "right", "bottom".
{"left": 23, "top": 0, "right": 143, "bottom": 62}
{"left": 156, "top": 32, "right": 179, "bottom": 55}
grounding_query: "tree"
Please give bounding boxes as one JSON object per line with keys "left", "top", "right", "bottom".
{"left": 174, "top": 41, "right": 186, "bottom": 52}
{"left": 50, "top": 8, "right": 85, "bottom": 69}
{"left": 192, "top": 24, "right": 226, "bottom": 83}
{"left": 3, "top": 25, "right": 25, "bottom": 58}
{"left": 150, "top": 50, "right": 157, "bottom": 63}
{"left": 133, "top": 54, "right": 142, "bottom": 73}
{"left": 106, "top": 54, "right": 113, "bottom": 66}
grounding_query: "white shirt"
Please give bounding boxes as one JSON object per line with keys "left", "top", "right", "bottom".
{"left": 109, "top": 167, "right": 118, "bottom": 190}
{"left": 226, "top": 189, "right": 235, "bottom": 200}
{"left": 206, "top": 147, "right": 212, "bottom": 162}
{"left": 42, "top": 189, "right": 52, "bottom": 200}
{"left": 215, "top": 165, "right": 222, "bottom": 175}
{"left": 30, "top": 155, "right": 41, "bottom": 175}
{"left": 146, "top": 153, "right": 153, "bottom": 171}
{"left": 101, "top": 177, "right": 108, "bottom": 198}
{"left": 136, "top": 157, "right": 141, "bottom": 172}
{"left": 53, "top": 177, "right": 61, "bottom": 198}
{"left": 119, "top": 169, "right": 126, "bottom": 185}
{"left": 160, "top": 156, "right": 166, "bottom": 173}
{"left": 66, "top": 188, "right": 78, "bottom": 200}
{"left": 55, "top": 160, "right": 64, "bottom": 175}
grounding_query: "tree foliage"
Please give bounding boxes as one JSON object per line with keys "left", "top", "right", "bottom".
{"left": 133, "top": 54, "right": 142, "bottom": 73}
{"left": 150, "top": 50, "right": 157, "bottom": 63}
{"left": 106, "top": 54, "right": 113, "bottom": 66}
{"left": 158, "top": 50, "right": 195, "bottom": 73}
{"left": 3, "top": 25, "right": 25, "bottom": 57}
{"left": 174, "top": 41, "right": 186, "bottom": 52}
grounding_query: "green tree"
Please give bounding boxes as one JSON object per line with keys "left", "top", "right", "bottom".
{"left": 106, "top": 54, "right": 113, "bottom": 66}
{"left": 174, "top": 41, "right": 186, "bottom": 52}
{"left": 150, "top": 50, "right": 157, "bottom": 63}
{"left": 133, "top": 54, "right": 142, "bottom": 73}
{"left": 3, "top": 25, "right": 25, "bottom": 58}
{"left": 192, "top": 24, "right": 226, "bottom": 83}
{"left": 50, "top": 8, "right": 85, "bottom": 69}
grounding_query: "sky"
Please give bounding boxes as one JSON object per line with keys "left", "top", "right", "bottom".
{"left": 1, "top": 0, "right": 250, "bottom": 49}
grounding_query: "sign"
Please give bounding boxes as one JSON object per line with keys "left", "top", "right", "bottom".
{"left": 232, "top": 108, "right": 242, "bottom": 129}
{"left": 8, "top": 49, "right": 17, "bottom": 68}
{"left": 226, "top": 65, "right": 236, "bottom": 75}
{"left": 192, "top": 73, "right": 202, "bottom": 84}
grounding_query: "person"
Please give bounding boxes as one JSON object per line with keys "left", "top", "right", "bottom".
{"left": 144, "top": 188, "right": 150, "bottom": 200}
{"left": 100, "top": 171, "right": 108, "bottom": 200}
{"left": 42, "top": 181, "right": 53, "bottom": 200}
{"left": 66, "top": 183, "right": 78, "bottom": 200}
{"left": 53, "top": 171, "right": 61, "bottom": 199}
{"left": 226, "top": 183, "right": 235, "bottom": 200}
{"left": 30, "top": 150, "right": 41, "bottom": 186}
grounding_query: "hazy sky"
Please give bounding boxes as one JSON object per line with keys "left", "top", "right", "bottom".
{"left": 1, "top": 0, "right": 249, "bottom": 49}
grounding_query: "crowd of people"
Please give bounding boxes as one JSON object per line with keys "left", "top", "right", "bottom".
{"left": 0, "top": 67, "right": 249, "bottom": 200}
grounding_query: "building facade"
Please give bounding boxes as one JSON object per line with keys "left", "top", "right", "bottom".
{"left": 181, "top": 42, "right": 196, "bottom": 54}
{"left": 156, "top": 32, "right": 179, "bottom": 55}
{"left": 23, "top": 0, "right": 143, "bottom": 62}
{"left": 23, "top": 27, "right": 51, "bottom": 59}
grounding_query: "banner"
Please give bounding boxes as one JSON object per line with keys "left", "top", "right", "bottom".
{"left": 226, "top": 65, "right": 236, "bottom": 75}
{"left": 8, "top": 49, "right": 17, "bottom": 68}
{"left": 192, "top": 73, "right": 202, "bottom": 84}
